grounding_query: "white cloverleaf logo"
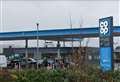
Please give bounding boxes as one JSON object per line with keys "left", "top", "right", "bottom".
{"left": 100, "top": 21, "right": 109, "bottom": 35}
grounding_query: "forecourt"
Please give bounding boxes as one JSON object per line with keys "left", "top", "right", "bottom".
{"left": 0, "top": 16, "right": 120, "bottom": 71}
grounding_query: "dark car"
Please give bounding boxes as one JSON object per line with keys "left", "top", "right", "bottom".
{"left": 7, "top": 60, "right": 20, "bottom": 69}
{"left": 21, "top": 58, "right": 37, "bottom": 68}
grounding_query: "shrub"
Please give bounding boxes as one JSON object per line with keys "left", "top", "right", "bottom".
{"left": 0, "top": 67, "right": 120, "bottom": 82}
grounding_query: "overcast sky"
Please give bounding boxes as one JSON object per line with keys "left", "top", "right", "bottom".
{"left": 0, "top": 0, "right": 120, "bottom": 48}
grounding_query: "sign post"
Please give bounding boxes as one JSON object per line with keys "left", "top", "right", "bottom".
{"left": 99, "top": 16, "right": 113, "bottom": 71}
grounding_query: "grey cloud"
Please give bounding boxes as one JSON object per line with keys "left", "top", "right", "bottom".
{"left": 0, "top": 0, "right": 119, "bottom": 47}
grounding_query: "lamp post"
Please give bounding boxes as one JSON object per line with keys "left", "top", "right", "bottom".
{"left": 36, "top": 23, "right": 40, "bottom": 69}
{"left": 36, "top": 23, "right": 39, "bottom": 59}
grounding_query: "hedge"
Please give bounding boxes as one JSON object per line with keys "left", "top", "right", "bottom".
{"left": 0, "top": 67, "right": 120, "bottom": 82}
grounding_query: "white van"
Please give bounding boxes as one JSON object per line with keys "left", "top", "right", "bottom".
{"left": 0, "top": 55, "right": 7, "bottom": 68}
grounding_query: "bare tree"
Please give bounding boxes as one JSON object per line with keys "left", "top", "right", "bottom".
{"left": 69, "top": 14, "right": 74, "bottom": 56}
{"left": 68, "top": 17, "right": 87, "bottom": 68}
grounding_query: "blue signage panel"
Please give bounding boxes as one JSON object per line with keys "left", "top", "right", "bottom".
{"left": 100, "top": 47, "right": 112, "bottom": 71}
{"left": 99, "top": 16, "right": 113, "bottom": 71}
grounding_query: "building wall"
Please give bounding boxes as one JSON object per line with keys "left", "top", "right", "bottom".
{"left": 3, "top": 47, "right": 99, "bottom": 64}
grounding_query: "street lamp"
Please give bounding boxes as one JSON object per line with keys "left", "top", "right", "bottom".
{"left": 36, "top": 23, "right": 39, "bottom": 59}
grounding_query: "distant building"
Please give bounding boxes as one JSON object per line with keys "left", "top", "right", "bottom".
{"left": 114, "top": 47, "right": 120, "bottom": 63}
{"left": 3, "top": 46, "right": 99, "bottom": 64}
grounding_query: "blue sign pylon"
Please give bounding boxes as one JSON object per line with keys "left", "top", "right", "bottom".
{"left": 99, "top": 16, "right": 113, "bottom": 71}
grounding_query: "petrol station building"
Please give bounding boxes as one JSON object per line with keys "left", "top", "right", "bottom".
{"left": 0, "top": 16, "right": 120, "bottom": 71}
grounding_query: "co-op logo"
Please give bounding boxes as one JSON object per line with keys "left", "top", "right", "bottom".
{"left": 100, "top": 21, "right": 109, "bottom": 35}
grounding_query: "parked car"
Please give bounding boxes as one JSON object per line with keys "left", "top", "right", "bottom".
{"left": 0, "top": 55, "right": 7, "bottom": 68}
{"left": 21, "top": 58, "right": 37, "bottom": 68}
{"left": 27, "top": 58, "right": 37, "bottom": 64}
{"left": 7, "top": 59, "right": 20, "bottom": 69}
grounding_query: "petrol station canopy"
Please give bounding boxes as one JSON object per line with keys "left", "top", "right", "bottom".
{"left": 0, "top": 26, "right": 120, "bottom": 41}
